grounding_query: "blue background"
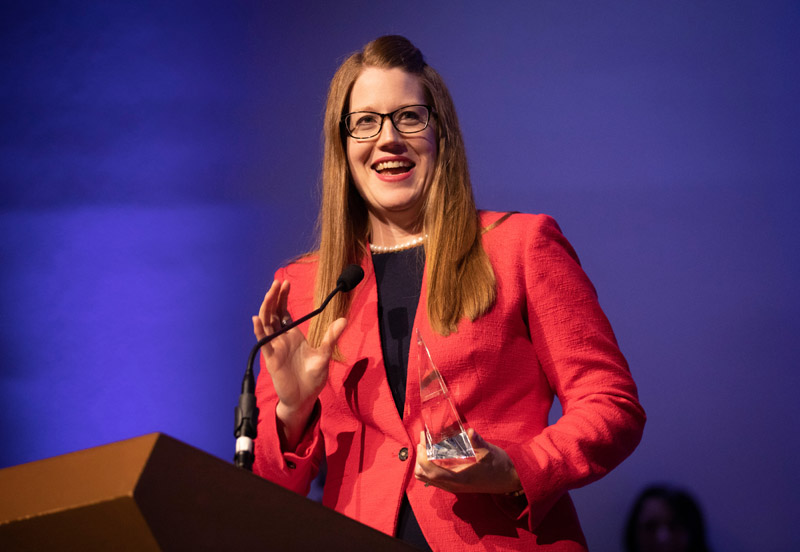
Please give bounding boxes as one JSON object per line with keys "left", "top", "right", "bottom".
{"left": 1, "top": 2, "right": 798, "bottom": 550}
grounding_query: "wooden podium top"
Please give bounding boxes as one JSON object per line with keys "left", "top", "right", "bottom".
{"left": 0, "top": 433, "right": 418, "bottom": 551}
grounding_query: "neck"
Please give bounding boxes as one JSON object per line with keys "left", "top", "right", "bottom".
{"left": 367, "top": 213, "right": 424, "bottom": 248}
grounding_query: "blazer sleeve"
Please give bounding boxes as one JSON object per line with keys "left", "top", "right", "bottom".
{"left": 251, "top": 266, "right": 325, "bottom": 496}
{"left": 502, "top": 215, "right": 646, "bottom": 530}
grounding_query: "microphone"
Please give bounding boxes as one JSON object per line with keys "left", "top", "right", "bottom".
{"left": 234, "top": 264, "right": 365, "bottom": 470}
{"left": 336, "top": 263, "right": 365, "bottom": 292}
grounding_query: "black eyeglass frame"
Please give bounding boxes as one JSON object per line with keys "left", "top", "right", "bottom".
{"left": 341, "top": 104, "right": 435, "bottom": 139}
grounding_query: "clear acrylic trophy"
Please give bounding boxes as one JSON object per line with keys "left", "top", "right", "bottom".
{"left": 416, "top": 329, "right": 476, "bottom": 466}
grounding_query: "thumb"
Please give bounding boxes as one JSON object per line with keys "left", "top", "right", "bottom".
{"left": 319, "top": 317, "right": 348, "bottom": 354}
{"left": 467, "top": 427, "right": 489, "bottom": 449}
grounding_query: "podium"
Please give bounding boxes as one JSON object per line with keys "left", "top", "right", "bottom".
{"left": 0, "top": 433, "right": 418, "bottom": 551}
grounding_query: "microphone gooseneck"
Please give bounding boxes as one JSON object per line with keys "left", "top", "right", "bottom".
{"left": 234, "top": 264, "right": 365, "bottom": 470}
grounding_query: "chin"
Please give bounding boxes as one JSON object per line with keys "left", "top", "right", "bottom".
{"left": 377, "top": 193, "right": 424, "bottom": 213}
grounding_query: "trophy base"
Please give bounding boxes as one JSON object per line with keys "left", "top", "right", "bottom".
{"left": 427, "top": 431, "right": 476, "bottom": 467}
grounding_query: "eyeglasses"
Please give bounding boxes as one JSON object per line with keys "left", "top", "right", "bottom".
{"left": 342, "top": 104, "right": 433, "bottom": 139}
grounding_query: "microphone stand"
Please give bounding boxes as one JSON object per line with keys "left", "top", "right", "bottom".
{"left": 234, "top": 266, "right": 364, "bottom": 470}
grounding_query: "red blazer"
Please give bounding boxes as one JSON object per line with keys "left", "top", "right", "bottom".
{"left": 254, "top": 212, "right": 645, "bottom": 551}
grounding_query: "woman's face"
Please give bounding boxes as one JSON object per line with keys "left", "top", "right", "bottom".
{"left": 346, "top": 67, "right": 437, "bottom": 231}
{"left": 635, "top": 497, "right": 690, "bottom": 552}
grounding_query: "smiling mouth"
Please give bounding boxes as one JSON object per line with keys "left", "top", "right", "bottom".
{"left": 373, "top": 160, "right": 414, "bottom": 175}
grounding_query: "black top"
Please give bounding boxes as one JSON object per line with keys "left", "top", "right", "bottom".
{"left": 372, "top": 246, "right": 432, "bottom": 551}
{"left": 372, "top": 246, "right": 426, "bottom": 419}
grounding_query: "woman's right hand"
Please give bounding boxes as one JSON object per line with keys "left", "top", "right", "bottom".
{"left": 252, "top": 279, "right": 348, "bottom": 449}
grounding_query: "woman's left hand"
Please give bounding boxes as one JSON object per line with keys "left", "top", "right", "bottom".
{"left": 414, "top": 429, "right": 522, "bottom": 495}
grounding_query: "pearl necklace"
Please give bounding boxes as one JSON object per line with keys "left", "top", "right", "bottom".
{"left": 369, "top": 234, "right": 428, "bottom": 254}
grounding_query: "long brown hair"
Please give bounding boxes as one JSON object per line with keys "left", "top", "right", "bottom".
{"left": 308, "top": 35, "right": 495, "bottom": 348}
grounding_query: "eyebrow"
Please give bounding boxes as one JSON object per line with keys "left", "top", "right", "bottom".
{"left": 347, "top": 103, "right": 423, "bottom": 113}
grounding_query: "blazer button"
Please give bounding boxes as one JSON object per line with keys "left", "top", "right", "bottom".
{"left": 398, "top": 447, "right": 409, "bottom": 461}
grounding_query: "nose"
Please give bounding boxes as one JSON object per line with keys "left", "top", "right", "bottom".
{"left": 375, "top": 116, "right": 404, "bottom": 149}
{"left": 655, "top": 524, "right": 673, "bottom": 545}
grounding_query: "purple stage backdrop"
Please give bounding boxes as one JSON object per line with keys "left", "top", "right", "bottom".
{"left": 1, "top": 2, "right": 798, "bottom": 551}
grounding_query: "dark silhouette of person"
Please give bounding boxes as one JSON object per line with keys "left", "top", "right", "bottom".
{"left": 624, "top": 485, "right": 711, "bottom": 552}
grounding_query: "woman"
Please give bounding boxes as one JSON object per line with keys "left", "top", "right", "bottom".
{"left": 624, "top": 485, "right": 711, "bottom": 552}
{"left": 253, "top": 35, "right": 645, "bottom": 551}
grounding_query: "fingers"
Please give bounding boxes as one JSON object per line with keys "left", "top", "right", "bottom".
{"left": 252, "top": 315, "right": 267, "bottom": 340}
{"left": 416, "top": 430, "right": 427, "bottom": 469}
{"left": 414, "top": 432, "right": 429, "bottom": 486}
{"left": 257, "top": 280, "right": 293, "bottom": 337}
{"left": 258, "top": 280, "right": 280, "bottom": 321}
{"left": 277, "top": 280, "right": 291, "bottom": 324}
{"left": 414, "top": 430, "right": 442, "bottom": 489}
{"left": 413, "top": 428, "right": 509, "bottom": 494}
{"left": 255, "top": 280, "right": 292, "bottom": 364}
{"left": 258, "top": 280, "right": 281, "bottom": 335}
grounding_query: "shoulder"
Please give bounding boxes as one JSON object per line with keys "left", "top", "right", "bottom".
{"left": 479, "top": 210, "right": 581, "bottom": 269}
{"left": 479, "top": 211, "right": 596, "bottom": 307}
{"left": 480, "top": 210, "right": 567, "bottom": 247}
{"left": 480, "top": 209, "right": 561, "bottom": 231}
{"left": 274, "top": 253, "right": 319, "bottom": 289}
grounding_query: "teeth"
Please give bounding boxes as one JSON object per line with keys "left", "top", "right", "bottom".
{"left": 375, "top": 160, "right": 412, "bottom": 171}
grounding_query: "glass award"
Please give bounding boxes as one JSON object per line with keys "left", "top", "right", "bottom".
{"left": 416, "top": 329, "right": 476, "bottom": 466}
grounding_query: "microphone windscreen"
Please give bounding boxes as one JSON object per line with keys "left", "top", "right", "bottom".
{"left": 337, "top": 264, "right": 365, "bottom": 292}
